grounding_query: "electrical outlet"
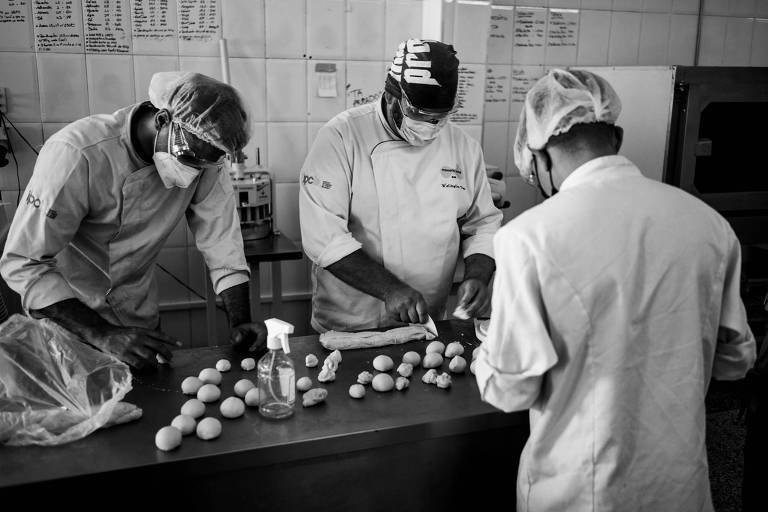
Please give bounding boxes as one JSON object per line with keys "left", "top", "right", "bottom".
{"left": 0, "top": 87, "right": 7, "bottom": 114}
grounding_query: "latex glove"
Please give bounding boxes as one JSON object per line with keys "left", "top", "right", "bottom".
{"left": 231, "top": 322, "right": 268, "bottom": 354}
{"left": 486, "top": 169, "right": 510, "bottom": 209}
{"left": 454, "top": 278, "right": 491, "bottom": 320}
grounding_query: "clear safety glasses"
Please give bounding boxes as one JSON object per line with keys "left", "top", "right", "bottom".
{"left": 169, "top": 123, "right": 226, "bottom": 170}
{"left": 399, "top": 91, "right": 456, "bottom": 125}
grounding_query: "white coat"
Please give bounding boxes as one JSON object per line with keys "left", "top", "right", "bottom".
{"left": 0, "top": 103, "right": 249, "bottom": 329}
{"left": 475, "top": 155, "right": 756, "bottom": 512}
{"left": 299, "top": 97, "right": 502, "bottom": 332}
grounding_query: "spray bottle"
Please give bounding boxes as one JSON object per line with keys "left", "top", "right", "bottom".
{"left": 258, "top": 318, "right": 296, "bottom": 419}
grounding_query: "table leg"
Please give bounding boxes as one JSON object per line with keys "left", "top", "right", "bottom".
{"left": 271, "top": 261, "right": 282, "bottom": 319}
{"left": 250, "top": 261, "right": 261, "bottom": 321}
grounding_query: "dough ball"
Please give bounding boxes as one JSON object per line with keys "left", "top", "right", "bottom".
{"left": 318, "top": 367, "right": 336, "bottom": 382}
{"left": 155, "top": 426, "right": 182, "bottom": 451}
{"left": 305, "top": 354, "right": 319, "bottom": 368}
{"left": 181, "top": 376, "right": 203, "bottom": 395}
{"left": 297, "top": 376, "right": 313, "bottom": 392}
{"left": 180, "top": 398, "right": 206, "bottom": 419}
{"left": 234, "top": 378, "right": 256, "bottom": 398}
{"left": 357, "top": 370, "right": 374, "bottom": 385}
{"left": 349, "top": 383, "right": 366, "bottom": 399}
{"left": 449, "top": 355, "right": 467, "bottom": 373}
{"left": 241, "top": 358, "right": 256, "bottom": 371}
{"left": 436, "top": 372, "right": 452, "bottom": 389}
{"left": 422, "top": 369, "right": 438, "bottom": 385}
{"left": 372, "top": 373, "right": 395, "bottom": 392}
{"left": 220, "top": 396, "right": 245, "bottom": 419}
{"left": 445, "top": 342, "right": 465, "bottom": 358}
{"left": 197, "top": 383, "right": 221, "bottom": 403}
{"left": 323, "top": 357, "right": 338, "bottom": 372}
{"left": 196, "top": 417, "right": 222, "bottom": 440}
{"left": 302, "top": 388, "right": 328, "bottom": 407}
{"left": 395, "top": 376, "right": 410, "bottom": 391}
{"left": 426, "top": 341, "right": 445, "bottom": 354}
{"left": 198, "top": 368, "right": 222, "bottom": 385}
{"left": 470, "top": 359, "right": 477, "bottom": 375}
{"left": 328, "top": 349, "right": 342, "bottom": 364}
{"left": 171, "top": 414, "right": 196, "bottom": 436}
{"left": 397, "top": 362, "right": 413, "bottom": 378}
{"left": 244, "top": 387, "right": 262, "bottom": 407}
{"left": 215, "top": 359, "right": 231, "bottom": 372}
{"left": 422, "top": 352, "right": 444, "bottom": 369}
{"left": 373, "top": 355, "right": 394, "bottom": 372}
{"left": 472, "top": 346, "right": 480, "bottom": 360}
{"left": 402, "top": 351, "right": 421, "bottom": 367}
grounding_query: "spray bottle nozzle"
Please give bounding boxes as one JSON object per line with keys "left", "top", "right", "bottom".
{"left": 264, "top": 318, "right": 295, "bottom": 353}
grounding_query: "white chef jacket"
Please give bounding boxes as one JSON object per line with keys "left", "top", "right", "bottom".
{"left": 300, "top": 96, "right": 502, "bottom": 332}
{"left": 475, "top": 155, "right": 756, "bottom": 512}
{"left": 0, "top": 103, "right": 249, "bottom": 329}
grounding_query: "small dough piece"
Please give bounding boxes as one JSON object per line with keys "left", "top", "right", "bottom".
{"left": 302, "top": 388, "right": 328, "bottom": 407}
{"left": 244, "top": 387, "right": 262, "bottom": 407}
{"left": 197, "top": 383, "right": 221, "bottom": 403}
{"left": 402, "top": 351, "right": 421, "bottom": 367}
{"left": 372, "top": 373, "right": 395, "bottom": 392}
{"left": 155, "top": 426, "right": 182, "bottom": 451}
{"left": 397, "top": 362, "right": 413, "bottom": 378}
{"left": 328, "top": 349, "right": 342, "bottom": 364}
{"left": 357, "top": 371, "right": 373, "bottom": 385}
{"left": 395, "top": 376, "right": 410, "bottom": 391}
{"left": 241, "top": 358, "right": 256, "bottom": 371}
{"left": 198, "top": 368, "right": 222, "bottom": 385}
{"left": 297, "top": 376, "right": 313, "bottom": 392}
{"left": 349, "top": 383, "right": 366, "bottom": 399}
{"left": 305, "top": 354, "right": 319, "bottom": 368}
{"left": 220, "top": 396, "right": 246, "bottom": 419}
{"left": 426, "top": 341, "right": 445, "bottom": 355}
{"left": 373, "top": 355, "right": 394, "bottom": 372}
{"left": 234, "top": 378, "right": 256, "bottom": 398}
{"left": 171, "top": 414, "right": 196, "bottom": 436}
{"left": 449, "top": 355, "right": 467, "bottom": 373}
{"left": 196, "top": 417, "right": 222, "bottom": 440}
{"left": 422, "top": 369, "right": 438, "bottom": 385}
{"left": 181, "top": 376, "right": 204, "bottom": 395}
{"left": 470, "top": 359, "right": 477, "bottom": 375}
{"left": 445, "top": 342, "right": 464, "bottom": 358}
{"left": 422, "top": 352, "right": 444, "bottom": 369}
{"left": 318, "top": 367, "right": 336, "bottom": 382}
{"left": 180, "top": 398, "right": 206, "bottom": 419}
{"left": 472, "top": 346, "right": 480, "bottom": 360}
{"left": 436, "top": 372, "right": 452, "bottom": 389}
{"left": 215, "top": 359, "right": 231, "bottom": 372}
{"left": 322, "top": 357, "right": 338, "bottom": 372}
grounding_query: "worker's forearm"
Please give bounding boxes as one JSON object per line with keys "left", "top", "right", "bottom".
{"left": 219, "top": 281, "right": 252, "bottom": 326}
{"left": 464, "top": 253, "right": 496, "bottom": 284}
{"left": 30, "top": 298, "right": 113, "bottom": 342}
{"left": 326, "top": 250, "right": 408, "bottom": 301}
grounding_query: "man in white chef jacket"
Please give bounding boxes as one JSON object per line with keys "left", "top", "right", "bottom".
{"left": 0, "top": 72, "right": 267, "bottom": 368}
{"left": 475, "top": 68, "right": 756, "bottom": 511}
{"left": 299, "top": 38, "right": 502, "bottom": 333}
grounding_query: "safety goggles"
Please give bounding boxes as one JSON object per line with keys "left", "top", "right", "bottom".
{"left": 169, "top": 123, "right": 226, "bottom": 170}
{"left": 399, "top": 90, "right": 456, "bottom": 125}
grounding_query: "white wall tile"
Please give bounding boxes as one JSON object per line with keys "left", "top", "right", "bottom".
{"left": 222, "top": 0, "right": 266, "bottom": 58}
{"left": 507, "top": 120, "right": 520, "bottom": 174}
{"left": 241, "top": 122, "right": 266, "bottom": 170}
{"left": 703, "top": 0, "right": 730, "bottom": 14}
{"left": 177, "top": 0, "right": 223, "bottom": 57}
{"left": 267, "top": 122, "right": 307, "bottom": 182}
{"left": 723, "top": 17, "right": 753, "bottom": 65}
{"left": 668, "top": 14, "right": 698, "bottom": 64}
{"left": 644, "top": 0, "right": 674, "bottom": 11}
{"left": 581, "top": 0, "right": 614, "bottom": 8}
{"left": 577, "top": 10, "right": 611, "bottom": 65}
{"left": 230, "top": 57, "right": 267, "bottom": 122}
{"left": 751, "top": 18, "right": 768, "bottom": 66}
{"left": 308, "top": 0, "right": 346, "bottom": 60}
{"left": 131, "top": 0, "right": 178, "bottom": 55}
{"left": 608, "top": 11, "right": 642, "bottom": 64}
{"left": 613, "top": 0, "right": 642, "bottom": 10}
{"left": 37, "top": 53, "right": 89, "bottom": 123}
{"left": 487, "top": 6, "right": 515, "bottom": 64}
{"left": 266, "top": 59, "right": 307, "bottom": 122}
{"left": 179, "top": 56, "right": 222, "bottom": 81}
{"left": 638, "top": 13, "right": 671, "bottom": 64}
{"left": 699, "top": 16, "right": 727, "bottom": 64}
{"left": 549, "top": 0, "right": 580, "bottom": 7}
{"left": 513, "top": 7, "right": 547, "bottom": 64}
{"left": 42, "top": 123, "right": 69, "bottom": 141}
{"left": 86, "top": 55, "right": 135, "bottom": 115}
{"left": 308, "top": 121, "right": 324, "bottom": 149}
{"left": 346, "top": 60, "right": 388, "bottom": 109}
{"left": 0, "top": 52, "right": 41, "bottom": 122}
{"left": 274, "top": 181, "right": 301, "bottom": 241}
{"left": 133, "top": 55, "right": 179, "bottom": 102}
{"left": 546, "top": 8, "right": 579, "bottom": 65}
{"left": 484, "top": 64, "right": 511, "bottom": 122}
{"left": 156, "top": 247, "right": 191, "bottom": 302}
{"left": 307, "top": 61, "right": 346, "bottom": 122}
{"left": 509, "top": 66, "right": 545, "bottom": 121}
{"left": 384, "top": 0, "right": 424, "bottom": 60}
{"left": 347, "top": 0, "right": 386, "bottom": 60}
{"left": 265, "top": 0, "right": 306, "bottom": 58}
{"left": 757, "top": 0, "right": 768, "bottom": 17}
{"left": 481, "top": 122, "right": 509, "bottom": 173}
{"left": 672, "top": 0, "right": 701, "bottom": 13}
{"left": 0, "top": 1, "right": 34, "bottom": 50}
{"left": 0, "top": 123, "right": 42, "bottom": 192}
{"left": 729, "top": 0, "right": 755, "bottom": 16}
{"left": 453, "top": 1, "right": 491, "bottom": 64}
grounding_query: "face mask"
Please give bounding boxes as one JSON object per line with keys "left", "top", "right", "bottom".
{"left": 152, "top": 126, "right": 200, "bottom": 189}
{"left": 529, "top": 146, "right": 558, "bottom": 198}
{"left": 398, "top": 116, "right": 446, "bottom": 146}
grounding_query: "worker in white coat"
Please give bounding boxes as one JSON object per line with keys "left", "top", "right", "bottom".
{"left": 1, "top": 72, "right": 267, "bottom": 368}
{"left": 299, "top": 39, "right": 502, "bottom": 332}
{"left": 474, "top": 69, "right": 756, "bottom": 511}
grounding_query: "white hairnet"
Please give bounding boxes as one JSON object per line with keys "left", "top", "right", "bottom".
{"left": 148, "top": 71, "right": 250, "bottom": 154}
{"left": 513, "top": 68, "right": 621, "bottom": 180}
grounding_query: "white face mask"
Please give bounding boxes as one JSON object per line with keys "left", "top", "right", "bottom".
{"left": 152, "top": 151, "right": 200, "bottom": 189}
{"left": 398, "top": 116, "right": 446, "bottom": 146}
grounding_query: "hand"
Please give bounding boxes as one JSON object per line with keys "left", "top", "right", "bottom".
{"left": 230, "top": 322, "right": 268, "bottom": 354}
{"left": 384, "top": 284, "right": 429, "bottom": 324}
{"left": 454, "top": 278, "right": 491, "bottom": 320}
{"left": 486, "top": 169, "right": 510, "bottom": 209}
{"left": 87, "top": 325, "right": 181, "bottom": 369}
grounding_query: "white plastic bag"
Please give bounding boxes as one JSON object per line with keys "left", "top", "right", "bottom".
{"left": 0, "top": 314, "right": 133, "bottom": 446}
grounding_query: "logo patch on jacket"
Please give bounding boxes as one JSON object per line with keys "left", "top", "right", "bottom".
{"left": 46, "top": 208, "right": 57, "bottom": 219}
{"left": 26, "top": 193, "right": 41, "bottom": 208}
{"left": 440, "top": 167, "right": 466, "bottom": 190}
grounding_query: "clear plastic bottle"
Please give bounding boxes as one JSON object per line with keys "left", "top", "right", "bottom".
{"left": 258, "top": 318, "right": 296, "bottom": 419}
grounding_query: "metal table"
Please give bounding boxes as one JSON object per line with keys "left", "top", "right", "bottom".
{"left": 0, "top": 320, "right": 529, "bottom": 509}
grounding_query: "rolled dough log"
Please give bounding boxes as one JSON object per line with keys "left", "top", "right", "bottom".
{"left": 319, "top": 325, "right": 436, "bottom": 350}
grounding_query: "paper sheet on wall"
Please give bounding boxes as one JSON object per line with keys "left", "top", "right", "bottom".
{"left": 509, "top": 65, "right": 545, "bottom": 120}
{"left": 450, "top": 64, "right": 484, "bottom": 125}
{"left": 178, "top": 0, "right": 220, "bottom": 42}
{"left": 315, "top": 63, "right": 337, "bottom": 98}
{"left": 514, "top": 7, "right": 546, "bottom": 50}
{"left": 345, "top": 61, "right": 385, "bottom": 109}
{"left": 0, "top": 0, "right": 33, "bottom": 51}
{"left": 484, "top": 65, "right": 510, "bottom": 122}
{"left": 487, "top": 6, "right": 514, "bottom": 64}
{"left": 33, "top": 0, "right": 84, "bottom": 52}
{"left": 131, "top": 0, "right": 177, "bottom": 54}
{"left": 83, "top": 0, "right": 130, "bottom": 54}
{"left": 546, "top": 8, "right": 578, "bottom": 64}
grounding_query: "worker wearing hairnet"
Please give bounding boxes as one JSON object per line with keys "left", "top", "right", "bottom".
{"left": 1, "top": 72, "right": 267, "bottom": 368}
{"left": 475, "top": 69, "right": 756, "bottom": 511}
{"left": 299, "top": 38, "right": 502, "bottom": 332}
